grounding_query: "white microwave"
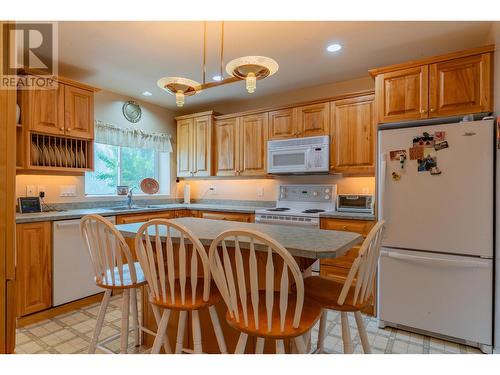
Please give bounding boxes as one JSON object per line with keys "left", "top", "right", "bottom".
{"left": 267, "top": 135, "right": 329, "bottom": 174}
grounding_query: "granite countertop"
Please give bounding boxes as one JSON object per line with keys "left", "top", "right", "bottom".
{"left": 116, "top": 217, "right": 363, "bottom": 260}
{"left": 14, "top": 203, "right": 264, "bottom": 224}
{"left": 319, "top": 211, "right": 376, "bottom": 221}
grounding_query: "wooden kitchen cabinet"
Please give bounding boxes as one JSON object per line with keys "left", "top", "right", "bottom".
{"left": 174, "top": 209, "right": 200, "bottom": 218}
{"left": 330, "top": 94, "right": 375, "bottom": 175}
{"left": 296, "top": 102, "right": 329, "bottom": 137}
{"left": 429, "top": 53, "right": 492, "bottom": 118}
{"left": 214, "top": 113, "right": 268, "bottom": 177}
{"left": 371, "top": 45, "right": 494, "bottom": 124}
{"left": 319, "top": 217, "right": 376, "bottom": 315}
{"left": 214, "top": 117, "right": 239, "bottom": 176}
{"left": 175, "top": 112, "right": 215, "bottom": 178}
{"left": 176, "top": 118, "right": 192, "bottom": 177}
{"left": 64, "top": 85, "right": 94, "bottom": 139}
{"left": 374, "top": 66, "right": 429, "bottom": 124}
{"left": 20, "top": 79, "right": 94, "bottom": 139}
{"left": 22, "top": 84, "right": 65, "bottom": 136}
{"left": 16, "top": 222, "right": 52, "bottom": 317}
{"left": 198, "top": 211, "right": 254, "bottom": 223}
{"left": 115, "top": 210, "right": 176, "bottom": 224}
{"left": 268, "top": 108, "right": 297, "bottom": 140}
{"left": 238, "top": 113, "right": 268, "bottom": 176}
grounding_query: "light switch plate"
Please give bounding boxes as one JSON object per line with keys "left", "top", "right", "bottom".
{"left": 208, "top": 186, "right": 217, "bottom": 195}
{"left": 38, "top": 185, "right": 47, "bottom": 196}
{"left": 60, "top": 185, "right": 77, "bottom": 197}
{"left": 257, "top": 187, "right": 264, "bottom": 197}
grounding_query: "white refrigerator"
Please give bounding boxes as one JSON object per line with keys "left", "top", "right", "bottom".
{"left": 377, "top": 119, "right": 494, "bottom": 353}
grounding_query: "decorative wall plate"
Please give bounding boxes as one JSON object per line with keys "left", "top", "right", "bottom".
{"left": 122, "top": 101, "right": 142, "bottom": 123}
{"left": 140, "top": 178, "right": 160, "bottom": 195}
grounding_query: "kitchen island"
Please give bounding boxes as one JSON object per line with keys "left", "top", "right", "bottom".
{"left": 116, "top": 217, "right": 363, "bottom": 353}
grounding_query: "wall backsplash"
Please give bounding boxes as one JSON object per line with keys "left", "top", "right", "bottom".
{"left": 175, "top": 176, "right": 376, "bottom": 202}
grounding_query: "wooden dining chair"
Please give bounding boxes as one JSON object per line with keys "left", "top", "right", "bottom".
{"left": 208, "top": 229, "right": 322, "bottom": 354}
{"left": 80, "top": 214, "right": 148, "bottom": 354}
{"left": 134, "top": 219, "right": 227, "bottom": 354}
{"left": 304, "top": 221, "right": 385, "bottom": 354}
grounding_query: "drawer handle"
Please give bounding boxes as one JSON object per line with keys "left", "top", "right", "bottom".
{"left": 342, "top": 225, "right": 348, "bottom": 230}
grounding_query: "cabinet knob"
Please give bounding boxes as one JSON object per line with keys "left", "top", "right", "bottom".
{"left": 420, "top": 109, "right": 427, "bottom": 114}
{"left": 67, "top": 128, "right": 71, "bottom": 132}
{"left": 59, "top": 127, "right": 64, "bottom": 131}
{"left": 343, "top": 225, "right": 348, "bottom": 230}
{"left": 430, "top": 108, "right": 436, "bottom": 112}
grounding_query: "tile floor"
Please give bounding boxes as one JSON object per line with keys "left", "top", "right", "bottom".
{"left": 15, "top": 293, "right": 483, "bottom": 354}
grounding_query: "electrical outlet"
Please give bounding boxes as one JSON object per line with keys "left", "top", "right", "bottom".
{"left": 208, "top": 186, "right": 217, "bottom": 195}
{"left": 256, "top": 187, "right": 264, "bottom": 197}
{"left": 38, "top": 185, "right": 47, "bottom": 197}
{"left": 26, "top": 185, "right": 36, "bottom": 197}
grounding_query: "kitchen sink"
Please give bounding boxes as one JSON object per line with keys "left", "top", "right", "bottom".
{"left": 109, "top": 206, "right": 142, "bottom": 211}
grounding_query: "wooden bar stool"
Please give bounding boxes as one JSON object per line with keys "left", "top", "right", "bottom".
{"left": 304, "top": 221, "right": 385, "bottom": 354}
{"left": 134, "top": 219, "right": 227, "bottom": 354}
{"left": 208, "top": 229, "right": 322, "bottom": 354}
{"left": 80, "top": 214, "right": 149, "bottom": 354}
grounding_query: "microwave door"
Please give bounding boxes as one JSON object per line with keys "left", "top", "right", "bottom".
{"left": 268, "top": 148, "right": 308, "bottom": 173}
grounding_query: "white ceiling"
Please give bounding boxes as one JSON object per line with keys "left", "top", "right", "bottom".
{"left": 56, "top": 21, "right": 494, "bottom": 111}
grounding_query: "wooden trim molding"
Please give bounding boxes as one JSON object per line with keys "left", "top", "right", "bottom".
{"left": 213, "top": 89, "right": 375, "bottom": 120}
{"left": 0, "top": 22, "right": 17, "bottom": 353}
{"left": 175, "top": 110, "right": 220, "bottom": 121}
{"left": 18, "top": 68, "right": 100, "bottom": 92}
{"left": 368, "top": 44, "right": 495, "bottom": 77}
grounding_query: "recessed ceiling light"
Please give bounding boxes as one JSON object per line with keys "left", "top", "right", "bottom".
{"left": 212, "top": 75, "right": 223, "bottom": 82}
{"left": 141, "top": 91, "right": 153, "bottom": 96}
{"left": 326, "top": 43, "right": 342, "bottom": 53}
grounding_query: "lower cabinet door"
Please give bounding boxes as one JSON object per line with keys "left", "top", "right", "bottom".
{"left": 378, "top": 248, "right": 492, "bottom": 345}
{"left": 16, "top": 222, "right": 52, "bottom": 316}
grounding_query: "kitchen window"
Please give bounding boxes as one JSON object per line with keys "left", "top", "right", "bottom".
{"left": 85, "top": 121, "right": 173, "bottom": 196}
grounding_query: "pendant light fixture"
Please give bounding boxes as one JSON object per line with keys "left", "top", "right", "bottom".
{"left": 225, "top": 56, "right": 279, "bottom": 93}
{"left": 157, "top": 22, "right": 279, "bottom": 107}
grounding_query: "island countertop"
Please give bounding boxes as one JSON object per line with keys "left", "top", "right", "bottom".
{"left": 116, "top": 217, "right": 363, "bottom": 260}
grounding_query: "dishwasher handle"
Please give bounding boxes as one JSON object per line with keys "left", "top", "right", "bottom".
{"left": 54, "top": 216, "right": 116, "bottom": 228}
{"left": 381, "top": 250, "right": 489, "bottom": 269}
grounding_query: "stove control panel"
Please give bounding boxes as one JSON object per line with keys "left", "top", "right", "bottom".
{"left": 278, "top": 185, "right": 335, "bottom": 203}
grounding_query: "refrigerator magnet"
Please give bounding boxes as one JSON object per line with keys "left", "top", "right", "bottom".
{"left": 389, "top": 149, "right": 407, "bottom": 161}
{"left": 417, "top": 155, "right": 437, "bottom": 172}
{"left": 430, "top": 166, "right": 442, "bottom": 175}
{"left": 391, "top": 171, "right": 401, "bottom": 181}
{"left": 434, "top": 140, "right": 449, "bottom": 151}
{"left": 434, "top": 131, "right": 446, "bottom": 142}
{"left": 409, "top": 146, "right": 423, "bottom": 160}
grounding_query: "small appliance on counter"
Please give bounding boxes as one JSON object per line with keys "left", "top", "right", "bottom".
{"left": 336, "top": 194, "right": 374, "bottom": 214}
{"left": 183, "top": 183, "right": 191, "bottom": 204}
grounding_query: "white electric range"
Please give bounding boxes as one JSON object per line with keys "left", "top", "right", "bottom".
{"left": 255, "top": 184, "right": 336, "bottom": 228}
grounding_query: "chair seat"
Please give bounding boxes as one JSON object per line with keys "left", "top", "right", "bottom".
{"left": 303, "top": 276, "right": 372, "bottom": 312}
{"left": 225, "top": 290, "right": 322, "bottom": 339}
{"left": 96, "top": 262, "right": 147, "bottom": 289}
{"left": 150, "top": 279, "right": 221, "bottom": 311}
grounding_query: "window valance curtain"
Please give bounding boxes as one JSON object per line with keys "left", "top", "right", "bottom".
{"left": 94, "top": 120, "right": 173, "bottom": 153}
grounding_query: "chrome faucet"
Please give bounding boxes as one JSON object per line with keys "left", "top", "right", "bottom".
{"left": 126, "top": 188, "right": 135, "bottom": 209}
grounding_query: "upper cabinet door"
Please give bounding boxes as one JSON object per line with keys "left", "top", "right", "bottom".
{"left": 375, "top": 66, "right": 429, "bottom": 124}
{"left": 64, "top": 85, "right": 94, "bottom": 139}
{"left": 268, "top": 108, "right": 297, "bottom": 140}
{"left": 239, "top": 113, "right": 269, "bottom": 176}
{"left": 330, "top": 95, "right": 375, "bottom": 175}
{"left": 214, "top": 118, "right": 239, "bottom": 176}
{"left": 192, "top": 115, "right": 212, "bottom": 177}
{"left": 28, "top": 85, "right": 65, "bottom": 136}
{"left": 176, "top": 118, "right": 193, "bottom": 177}
{"left": 296, "top": 102, "right": 329, "bottom": 137}
{"left": 429, "top": 53, "right": 492, "bottom": 118}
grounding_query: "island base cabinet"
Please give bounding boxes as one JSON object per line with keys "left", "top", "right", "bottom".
{"left": 138, "top": 241, "right": 315, "bottom": 353}
{"left": 16, "top": 222, "right": 52, "bottom": 317}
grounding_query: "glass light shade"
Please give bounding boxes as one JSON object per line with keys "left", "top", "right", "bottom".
{"left": 225, "top": 56, "right": 279, "bottom": 79}
{"left": 175, "top": 90, "right": 185, "bottom": 107}
{"left": 246, "top": 72, "right": 256, "bottom": 93}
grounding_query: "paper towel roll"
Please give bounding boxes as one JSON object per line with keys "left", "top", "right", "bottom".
{"left": 183, "top": 183, "right": 191, "bottom": 204}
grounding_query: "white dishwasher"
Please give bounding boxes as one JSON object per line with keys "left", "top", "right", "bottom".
{"left": 53, "top": 216, "right": 115, "bottom": 306}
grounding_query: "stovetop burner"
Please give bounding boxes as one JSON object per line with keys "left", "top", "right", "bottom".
{"left": 301, "top": 209, "right": 325, "bottom": 214}
{"left": 266, "top": 207, "right": 290, "bottom": 212}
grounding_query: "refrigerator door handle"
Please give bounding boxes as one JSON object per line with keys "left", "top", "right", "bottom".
{"left": 379, "top": 153, "right": 387, "bottom": 221}
{"left": 381, "top": 251, "right": 489, "bottom": 268}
